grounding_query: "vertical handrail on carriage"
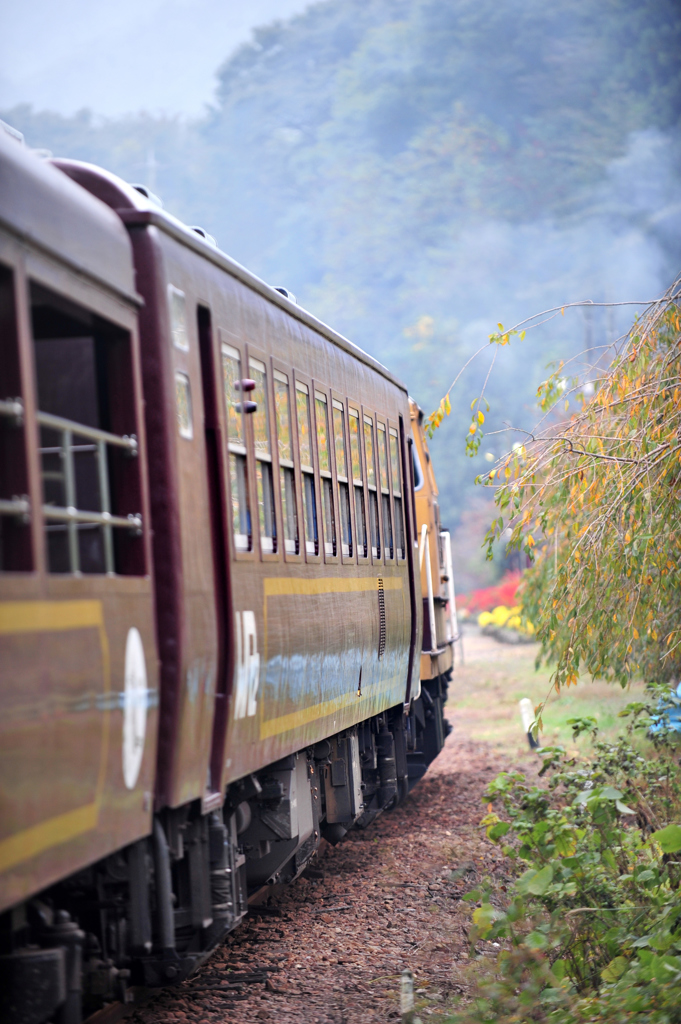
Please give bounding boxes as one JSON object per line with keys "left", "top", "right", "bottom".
{"left": 441, "top": 529, "right": 464, "bottom": 667}
{"left": 0, "top": 397, "right": 30, "bottom": 522}
{"left": 419, "top": 522, "right": 439, "bottom": 656}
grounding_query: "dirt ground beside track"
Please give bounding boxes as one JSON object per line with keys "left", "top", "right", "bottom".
{"left": 130, "top": 636, "right": 537, "bottom": 1024}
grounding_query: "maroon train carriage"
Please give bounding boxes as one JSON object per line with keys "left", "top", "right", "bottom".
{"left": 0, "top": 127, "right": 451, "bottom": 1023}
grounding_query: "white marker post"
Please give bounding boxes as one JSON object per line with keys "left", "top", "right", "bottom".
{"left": 519, "top": 697, "right": 540, "bottom": 750}
{"left": 400, "top": 969, "right": 415, "bottom": 1023}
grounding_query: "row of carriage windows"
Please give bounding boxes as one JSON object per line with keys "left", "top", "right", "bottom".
{"left": 219, "top": 343, "right": 405, "bottom": 562}
{"left": 0, "top": 264, "right": 405, "bottom": 574}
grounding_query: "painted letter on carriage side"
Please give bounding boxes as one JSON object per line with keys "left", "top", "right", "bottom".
{"left": 234, "top": 611, "right": 260, "bottom": 719}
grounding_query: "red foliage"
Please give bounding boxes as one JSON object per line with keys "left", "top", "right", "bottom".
{"left": 457, "top": 571, "right": 522, "bottom": 613}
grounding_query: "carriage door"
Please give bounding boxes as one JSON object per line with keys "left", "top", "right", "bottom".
{"left": 197, "top": 305, "right": 232, "bottom": 798}
{"left": 400, "top": 414, "right": 419, "bottom": 704}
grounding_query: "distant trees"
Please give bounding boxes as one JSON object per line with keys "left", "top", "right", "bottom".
{"left": 4, "top": 0, "right": 680, "bottom": 533}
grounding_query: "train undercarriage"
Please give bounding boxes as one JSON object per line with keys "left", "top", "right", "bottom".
{"left": 0, "top": 675, "right": 451, "bottom": 1024}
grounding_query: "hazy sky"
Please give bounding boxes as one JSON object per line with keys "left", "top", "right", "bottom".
{"left": 0, "top": 0, "right": 318, "bottom": 117}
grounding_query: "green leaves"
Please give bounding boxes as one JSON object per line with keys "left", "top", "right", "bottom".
{"left": 517, "top": 864, "right": 554, "bottom": 896}
{"left": 487, "top": 821, "right": 511, "bottom": 842}
{"left": 651, "top": 824, "right": 681, "bottom": 854}
{"left": 601, "top": 955, "right": 628, "bottom": 982}
{"left": 464, "top": 726, "right": 681, "bottom": 1024}
{"left": 472, "top": 903, "right": 503, "bottom": 937}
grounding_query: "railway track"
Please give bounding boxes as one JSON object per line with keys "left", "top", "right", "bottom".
{"left": 105, "top": 732, "right": 522, "bottom": 1024}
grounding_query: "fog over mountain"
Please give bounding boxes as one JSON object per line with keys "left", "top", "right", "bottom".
{"left": 4, "top": 0, "right": 680, "bottom": 579}
{"left": 0, "top": 0, "right": 316, "bottom": 116}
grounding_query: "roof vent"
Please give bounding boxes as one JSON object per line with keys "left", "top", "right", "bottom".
{"left": 274, "top": 287, "right": 296, "bottom": 304}
{"left": 190, "top": 226, "right": 217, "bottom": 247}
{"left": 130, "top": 183, "right": 164, "bottom": 208}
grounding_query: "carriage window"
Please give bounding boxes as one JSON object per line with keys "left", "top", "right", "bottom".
{"left": 222, "top": 343, "right": 251, "bottom": 552}
{"left": 250, "top": 358, "right": 276, "bottom": 554}
{"left": 364, "top": 415, "right": 379, "bottom": 558}
{"left": 274, "top": 370, "right": 298, "bottom": 554}
{"left": 168, "top": 285, "right": 189, "bottom": 351}
{"left": 363, "top": 416, "right": 376, "bottom": 489}
{"left": 349, "top": 407, "right": 367, "bottom": 558}
{"left": 0, "top": 264, "right": 31, "bottom": 571}
{"left": 378, "top": 423, "right": 393, "bottom": 559}
{"left": 175, "top": 372, "right": 193, "bottom": 439}
{"left": 296, "top": 381, "right": 317, "bottom": 555}
{"left": 390, "top": 428, "right": 404, "bottom": 559}
{"left": 378, "top": 423, "right": 389, "bottom": 491}
{"left": 30, "top": 281, "right": 144, "bottom": 575}
{"left": 332, "top": 400, "right": 352, "bottom": 557}
{"left": 315, "top": 392, "right": 336, "bottom": 556}
{"left": 315, "top": 392, "right": 330, "bottom": 473}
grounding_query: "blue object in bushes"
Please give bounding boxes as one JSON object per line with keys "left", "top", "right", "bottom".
{"left": 650, "top": 682, "right": 681, "bottom": 734}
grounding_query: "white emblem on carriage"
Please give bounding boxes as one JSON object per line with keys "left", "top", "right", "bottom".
{"left": 123, "top": 627, "right": 148, "bottom": 789}
{"left": 233, "top": 611, "right": 260, "bottom": 719}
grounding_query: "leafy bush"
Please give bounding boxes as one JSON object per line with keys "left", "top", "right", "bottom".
{"left": 482, "top": 294, "right": 681, "bottom": 696}
{"left": 450, "top": 713, "right": 681, "bottom": 1023}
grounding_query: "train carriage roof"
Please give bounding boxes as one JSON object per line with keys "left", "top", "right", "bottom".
{"left": 51, "top": 157, "right": 408, "bottom": 396}
{"left": 0, "top": 128, "right": 139, "bottom": 306}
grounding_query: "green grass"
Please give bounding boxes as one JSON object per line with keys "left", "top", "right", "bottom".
{"left": 447, "top": 630, "right": 646, "bottom": 759}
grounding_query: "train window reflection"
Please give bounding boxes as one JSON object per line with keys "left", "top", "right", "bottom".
{"left": 230, "top": 453, "right": 250, "bottom": 551}
{"left": 364, "top": 417, "right": 379, "bottom": 557}
{"left": 368, "top": 490, "right": 379, "bottom": 558}
{"left": 378, "top": 424, "right": 391, "bottom": 558}
{"left": 222, "top": 344, "right": 245, "bottom": 449}
{"left": 250, "top": 358, "right": 276, "bottom": 554}
{"left": 390, "top": 428, "right": 404, "bottom": 559}
{"left": 349, "top": 407, "right": 366, "bottom": 557}
{"left": 296, "top": 382, "right": 312, "bottom": 470}
{"left": 339, "top": 482, "right": 352, "bottom": 557}
{"left": 168, "top": 285, "right": 189, "bottom": 351}
{"left": 175, "top": 372, "right": 193, "bottom": 439}
{"left": 280, "top": 464, "right": 298, "bottom": 553}
{"left": 302, "top": 472, "right": 318, "bottom": 555}
{"left": 363, "top": 416, "right": 376, "bottom": 489}
{"left": 274, "top": 371, "right": 292, "bottom": 462}
{"left": 333, "top": 400, "right": 352, "bottom": 557}
{"left": 315, "top": 393, "right": 335, "bottom": 556}
{"left": 348, "top": 408, "right": 362, "bottom": 484}
{"left": 389, "top": 429, "right": 401, "bottom": 496}
{"left": 223, "top": 343, "right": 251, "bottom": 552}
{"left": 394, "top": 496, "right": 405, "bottom": 559}
{"left": 274, "top": 370, "right": 298, "bottom": 554}
{"left": 315, "top": 392, "right": 330, "bottom": 473}
{"left": 321, "top": 477, "right": 336, "bottom": 556}
{"left": 296, "top": 382, "right": 317, "bottom": 555}
{"left": 355, "top": 486, "right": 367, "bottom": 558}
{"left": 382, "top": 494, "right": 393, "bottom": 559}
{"left": 378, "top": 423, "right": 389, "bottom": 491}
{"left": 250, "top": 359, "right": 270, "bottom": 458}
{"left": 333, "top": 401, "right": 347, "bottom": 480}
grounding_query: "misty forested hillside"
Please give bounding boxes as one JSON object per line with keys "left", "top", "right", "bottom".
{"left": 5, "top": 0, "right": 681, "bottom": 578}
